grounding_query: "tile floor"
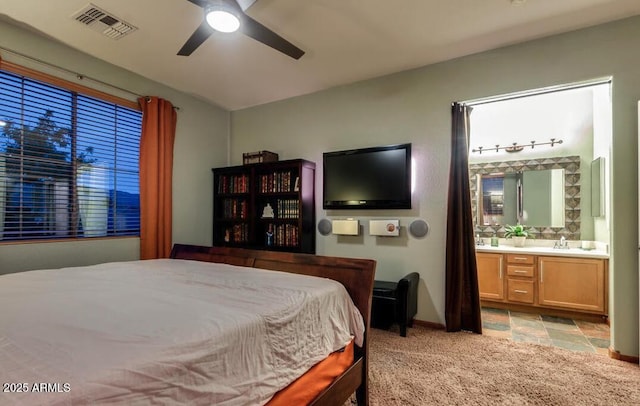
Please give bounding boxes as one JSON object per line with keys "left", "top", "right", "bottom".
{"left": 481, "top": 307, "right": 610, "bottom": 355}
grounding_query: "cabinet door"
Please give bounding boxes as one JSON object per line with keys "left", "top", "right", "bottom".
{"left": 477, "top": 253, "right": 504, "bottom": 301}
{"left": 538, "top": 257, "right": 606, "bottom": 312}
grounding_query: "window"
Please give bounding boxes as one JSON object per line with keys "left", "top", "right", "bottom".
{"left": 0, "top": 64, "right": 142, "bottom": 241}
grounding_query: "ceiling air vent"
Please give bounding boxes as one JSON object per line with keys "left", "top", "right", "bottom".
{"left": 72, "top": 3, "right": 137, "bottom": 40}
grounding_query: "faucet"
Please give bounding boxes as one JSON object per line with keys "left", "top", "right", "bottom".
{"left": 554, "top": 236, "right": 569, "bottom": 249}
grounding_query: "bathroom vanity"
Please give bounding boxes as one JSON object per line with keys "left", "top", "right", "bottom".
{"left": 476, "top": 244, "right": 608, "bottom": 322}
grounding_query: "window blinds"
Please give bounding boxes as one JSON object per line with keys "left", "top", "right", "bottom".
{"left": 0, "top": 69, "right": 142, "bottom": 241}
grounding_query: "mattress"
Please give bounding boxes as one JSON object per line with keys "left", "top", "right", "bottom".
{"left": 0, "top": 259, "right": 365, "bottom": 405}
{"left": 267, "top": 339, "right": 355, "bottom": 405}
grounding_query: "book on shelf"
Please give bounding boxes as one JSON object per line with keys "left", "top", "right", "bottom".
{"left": 265, "top": 223, "right": 299, "bottom": 247}
{"left": 224, "top": 223, "right": 249, "bottom": 243}
{"left": 260, "top": 171, "right": 294, "bottom": 193}
{"left": 223, "top": 198, "right": 247, "bottom": 219}
{"left": 276, "top": 199, "right": 299, "bottom": 219}
{"left": 218, "top": 174, "right": 249, "bottom": 194}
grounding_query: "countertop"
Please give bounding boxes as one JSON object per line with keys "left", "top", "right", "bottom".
{"left": 474, "top": 240, "right": 609, "bottom": 259}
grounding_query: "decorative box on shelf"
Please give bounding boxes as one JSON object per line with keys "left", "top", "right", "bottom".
{"left": 243, "top": 150, "right": 279, "bottom": 164}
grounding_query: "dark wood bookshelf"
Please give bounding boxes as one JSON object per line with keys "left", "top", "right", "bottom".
{"left": 212, "top": 159, "right": 316, "bottom": 254}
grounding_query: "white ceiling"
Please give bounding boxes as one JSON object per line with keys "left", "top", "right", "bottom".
{"left": 1, "top": 0, "right": 639, "bottom": 111}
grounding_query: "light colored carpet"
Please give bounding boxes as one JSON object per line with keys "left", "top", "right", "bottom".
{"left": 367, "top": 325, "right": 640, "bottom": 405}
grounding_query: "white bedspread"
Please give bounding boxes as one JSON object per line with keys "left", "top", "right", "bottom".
{"left": 0, "top": 259, "right": 364, "bottom": 405}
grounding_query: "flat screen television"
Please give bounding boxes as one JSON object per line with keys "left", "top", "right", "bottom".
{"left": 323, "top": 143, "right": 412, "bottom": 210}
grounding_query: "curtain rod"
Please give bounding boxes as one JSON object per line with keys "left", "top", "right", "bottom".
{"left": 0, "top": 46, "right": 145, "bottom": 100}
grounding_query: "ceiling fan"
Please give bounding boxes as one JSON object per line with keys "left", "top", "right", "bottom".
{"left": 178, "top": 0, "right": 305, "bottom": 60}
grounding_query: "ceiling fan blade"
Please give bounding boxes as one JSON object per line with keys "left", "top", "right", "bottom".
{"left": 240, "top": 14, "right": 304, "bottom": 60}
{"left": 235, "top": 0, "right": 258, "bottom": 12}
{"left": 177, "top": 21, "right": 215, "bottom": 56}
{"left": 185, "top": 0, "right": 210, "bottom": 8}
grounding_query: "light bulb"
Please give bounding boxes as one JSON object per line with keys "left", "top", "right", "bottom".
{"left": 206, "top": 9, "right": 240, "bottom": 33}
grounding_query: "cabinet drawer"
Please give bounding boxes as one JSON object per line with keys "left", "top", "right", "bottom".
{"left": 507, "top": 254, "right": 534, "bottom": 265}
{"left": 507, "top": 265, "right": 534, "bottom": 278}
{"left": 507, "top": 279, "right": 534, "bottom": 304}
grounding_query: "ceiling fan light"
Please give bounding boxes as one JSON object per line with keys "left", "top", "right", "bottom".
{"left": 205, "top": 7, "right": 240, "bottom": 33}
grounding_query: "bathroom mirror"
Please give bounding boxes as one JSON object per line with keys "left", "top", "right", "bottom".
{"left": 469, "top": 156, "right": 581, "bottom": 240}
{"left": 476, "top": 169, "right": 565, "bottom": 227}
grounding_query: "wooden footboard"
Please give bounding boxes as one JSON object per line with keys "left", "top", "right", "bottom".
{"left": 170, "top": 244, "right": 376, "bottom": 405}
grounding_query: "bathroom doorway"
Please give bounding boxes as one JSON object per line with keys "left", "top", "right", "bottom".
{"left": 465, "top": 80, "right": 613, "bottom": 352}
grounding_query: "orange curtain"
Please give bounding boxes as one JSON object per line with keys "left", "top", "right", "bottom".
{"left": 138, "top": 96, "right": 177, "bottom": 259}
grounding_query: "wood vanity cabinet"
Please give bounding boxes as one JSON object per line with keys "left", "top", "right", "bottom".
{"left": 477, "top": 253, "right": 504, "bottom": 300}
{"left": 476, "top": 251, "right": 608, "bottom": 319}
{"left": 538, "top": 256, "right": 606, "bottom": 313}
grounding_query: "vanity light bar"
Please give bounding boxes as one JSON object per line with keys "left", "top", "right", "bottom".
{"left": 472, "top": 138, "right": 563, "bottom": 154}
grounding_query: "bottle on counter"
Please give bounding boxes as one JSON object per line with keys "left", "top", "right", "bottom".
{"left": 491, "top": 233, "right": 499, "bottom": 247}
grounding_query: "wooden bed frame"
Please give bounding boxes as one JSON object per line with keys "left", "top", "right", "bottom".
{"left": 170, "top": 244, "right": 376, "bottom": 406}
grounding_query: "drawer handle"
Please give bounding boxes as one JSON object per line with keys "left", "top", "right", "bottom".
{"left": 514, "top": 270, "right": 527, "bottom": 273}
{"left": 514, "top": 289, "right": 528, "bottom": 294}
{"left": 514, "top": 257, "right": 528, "bottom": 261}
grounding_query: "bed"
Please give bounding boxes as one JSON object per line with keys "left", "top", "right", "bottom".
{"left": 0, "top": 244, "right": 376, "bottom": 405}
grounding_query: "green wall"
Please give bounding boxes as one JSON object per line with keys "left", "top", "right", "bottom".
{"left": 231, "top": 17, "right": 640, "bottom": 357}
{"left": 0, "top": 19, "right": 230, "bottom": 273}
{"left": 0, "top": 14, "right": 637, "bottom": 359}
